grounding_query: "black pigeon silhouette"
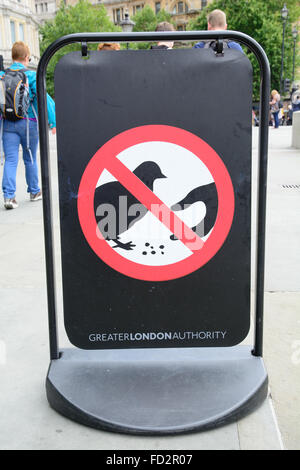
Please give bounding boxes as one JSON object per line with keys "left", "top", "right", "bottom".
{"left": 170, "top": 182, "right": 218, "bottom": 240}
{"left": 94, "top": 161, "right": 166, "bottom": 250}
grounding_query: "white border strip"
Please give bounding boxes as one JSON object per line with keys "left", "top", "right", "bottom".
{"left": 268, "top": 390, "right": 285, "bottom": 450}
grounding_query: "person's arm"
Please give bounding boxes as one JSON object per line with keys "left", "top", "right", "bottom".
{"left": 28, "top": 71, "right": 56, "bottom": 130}
{"left": 228, "top": 42, "right": 244, "bottom": 53}
{"left": 270, "top": 94, "right": 280, "bottom": 106}
{"left": 46, "top": 93, "right": 56, "bottom": 133}
{"left": 193, "top": 42, "right": 205, "bottom": 49}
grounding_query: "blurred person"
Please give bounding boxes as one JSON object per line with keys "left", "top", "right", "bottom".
{"left": 270, "top": 89, "right": 281, "bottom": 129}
{"left": 194, "top": 9, "right": 243, "bottom": 53}
{"left": 97, "top": 43, "right": 120, "bottom": 51}
{"left": 151, "top": 22, "right": 175, "bottom": 50}
{"left": 0, "top": 42, "right": 56, "bottom": 210}
{"left": 291, "top": 88, "right": 300, "bottom": 112}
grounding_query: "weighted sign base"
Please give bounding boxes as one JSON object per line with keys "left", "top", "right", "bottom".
{"left": 46, "top": 345, "right": 268, "bottom": 435}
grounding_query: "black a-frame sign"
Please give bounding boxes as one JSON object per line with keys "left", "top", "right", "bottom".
{"left": 37, "top": 31, "right": 270, "bottom": 434}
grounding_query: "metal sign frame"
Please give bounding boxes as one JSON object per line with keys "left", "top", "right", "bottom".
{"left": 37, "top": 31, "right": 270, "bottom": 434}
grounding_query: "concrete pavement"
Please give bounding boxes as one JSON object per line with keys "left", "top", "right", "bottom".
{"left": 256, "top": 126, "right": 300, "bottom": 450}
{"left": 0, "top": 126, "right": 299, "bottom": 450}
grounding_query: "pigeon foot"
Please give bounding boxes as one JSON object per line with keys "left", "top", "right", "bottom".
{"left": 112, "top": 239, "right": 136, "bottom": 250}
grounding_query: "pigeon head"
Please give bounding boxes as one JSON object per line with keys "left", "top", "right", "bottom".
{"left": 133, "top": 161, "right": 166, "bottom": 190}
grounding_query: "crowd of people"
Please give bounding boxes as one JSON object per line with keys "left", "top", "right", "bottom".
{"left": 267, "top": 86, "right": 300, "bottom": 129}
{"left": 0, "top": 8, "right": 298, "bottom": 210}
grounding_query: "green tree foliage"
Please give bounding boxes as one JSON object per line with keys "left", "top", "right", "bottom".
{"left": 39, "top": 0, "right": 119, "bottom": 96}
{"left": 132, "top": 6, "right": 174, "bottom": 49}
{"left": 156, "top": 8, "right": 174, "bottom": 26}
{"left": 133, "top": 5, "right": 157, "bottom": 32}
{"left": 189, "top": 0, "right": 300, "bottom": 100}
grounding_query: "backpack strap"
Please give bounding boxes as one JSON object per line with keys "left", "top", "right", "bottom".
{"left": 30, "top": 102, "right": 38, "bottom": 120}
{"left": 25, "top": 113, "right": 33, "bottom": 164}
{"left": 4, "top": 67, "right": 28, "bottom": 72}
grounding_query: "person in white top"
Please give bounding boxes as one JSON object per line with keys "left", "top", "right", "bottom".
{"left": 270, "top": 89, "right": 281, "bottom": 129}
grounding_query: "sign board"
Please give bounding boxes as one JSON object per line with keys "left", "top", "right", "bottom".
{"left": 54, "top": 49, "right": 252, "bottom": 350}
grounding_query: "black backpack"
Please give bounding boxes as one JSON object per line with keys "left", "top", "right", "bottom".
{"left": 0, "top": 68, "right": 36, "bottom": 164}
{"left": 0, "top": 68, "right": 30, "bottom": 121}
{"left": 203, "top": 39, "right": 230, "bottom": 52}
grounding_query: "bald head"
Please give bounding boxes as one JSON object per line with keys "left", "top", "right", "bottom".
{"left": 207, "top": 9, "right": 227, "bottom": 30}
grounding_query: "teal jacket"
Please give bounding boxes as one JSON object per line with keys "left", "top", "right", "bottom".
{"left": 0, "top": 62, "right": 56, "bottom": 128}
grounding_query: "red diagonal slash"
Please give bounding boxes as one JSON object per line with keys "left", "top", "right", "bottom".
{"left": 78, "top": 125, "right": 235, "bottom": 281}
{"left": 106, "top": 157, "right": 204, "bottom": 252}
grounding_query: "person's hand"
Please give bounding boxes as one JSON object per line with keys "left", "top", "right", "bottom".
{"left": 51, "top": 127, "right": 56, "bottom": 135}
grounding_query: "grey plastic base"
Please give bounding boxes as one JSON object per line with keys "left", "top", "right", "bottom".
{"left": 46, "top": 346, "right": 268, "bottom": 435}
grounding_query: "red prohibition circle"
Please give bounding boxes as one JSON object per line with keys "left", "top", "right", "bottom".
{"left": 77, "top": 125, "right": 235, "bottom": 281}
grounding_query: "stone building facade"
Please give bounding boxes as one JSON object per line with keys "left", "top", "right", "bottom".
{"left": 34, "top": 0, "right": 59, "bottom": 24}
{"left": 0, "top": 0, "right": 40, "bottom": 69}
{"left": 64, "top": 0, "right": 211, "bottom": 31}
{"left": 105, "top": 0, "right": 209, "bottom": 30}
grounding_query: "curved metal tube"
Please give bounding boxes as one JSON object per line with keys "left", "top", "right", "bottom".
{"left": 37, "top": 31, "right": 270, "bottom": 359}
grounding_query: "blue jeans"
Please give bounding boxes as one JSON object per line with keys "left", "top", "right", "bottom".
{"left": 2, "top": 119, "right": 40, "bottom": 199}
{"left": 273, "top": 110, "right": 280, "bottom": 129}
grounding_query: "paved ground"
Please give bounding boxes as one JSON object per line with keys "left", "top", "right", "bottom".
{"left": 0, "top": 126, "right": 299, "bottom": 450}
{"left": 256, "top": 126, "right": 300, "bottom": 450}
